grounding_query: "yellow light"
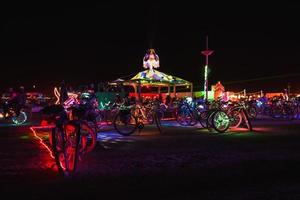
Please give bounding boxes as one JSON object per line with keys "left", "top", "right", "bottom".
{"left": 0, "top": 113, "right": 3, "bottom": 119}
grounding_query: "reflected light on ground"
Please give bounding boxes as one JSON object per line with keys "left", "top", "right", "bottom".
{"left": 97, "top": 130, "right": 136, "bottom": 149}
{"left": 19, "top": 135, "right": 30, "bottom": 140}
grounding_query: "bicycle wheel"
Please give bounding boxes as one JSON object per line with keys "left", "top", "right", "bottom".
{"left": 94, "top": 112, "right": 104, "bottom": 131}
{"left": 212, "top": 110, "right": 230, "bottom": 133}
{"left": 113, "top": 110, "right": 137, "bottom": 136}
{"left": 271, "top": 107, "right": 282, "bottom": 119}
{"left": 227, "top": 109, "right": 243, "bottom": 128}
{"left": 51, "top": 127, "right": 66, "bottom": 175}
{"left": 206, "top": 110, "right": 217, "bottom": 131}
{"left": 199, "top": 110, "right": 209, "bottom": 128}
{"left": 285, "top": 106, "right": 297, "bottom": 120}
{"left": 12, "top": 111, "right": 27, "bottom": 125}
{"left": 176, "top": 106, "right": 196, "bottom": 126}
{"left": 189, "top": 111, "right": 198, "bottom": 126}
{"left": 241, "top": 109, "right": 253, "bottom": 131}
{"left": 80, "top": 121, "right": 97, "bottom": 154}
{"left": 52, "top": 123, "right": 80, "bottom": 176}
{"left": 247, "top": 106, "right": 257, "bottom": 119}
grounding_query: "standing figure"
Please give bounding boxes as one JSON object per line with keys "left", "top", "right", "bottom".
{"left": 59, "top": 81, "right": 68, "bottom": 105}
{"left": 143, "top": 49, "right": 160, "bottom": 74}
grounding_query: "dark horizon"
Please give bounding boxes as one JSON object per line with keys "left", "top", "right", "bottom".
{"left": 1, "top": 3, "right": 300, "bottom": 94}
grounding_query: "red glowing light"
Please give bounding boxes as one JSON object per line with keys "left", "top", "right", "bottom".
{"left": 40, "top": 120, "right": 49, "bottom": 126}
{"left": 30, "top": 126, "right": 55, "bottom": 159}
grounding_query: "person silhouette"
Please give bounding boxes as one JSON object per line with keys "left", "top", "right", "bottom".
{"left": 59, "top": 81, "right": 68, "bottom": 105}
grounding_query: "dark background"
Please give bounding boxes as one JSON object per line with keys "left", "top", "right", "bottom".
{"left": 0, "top": 2, "right": 300, "bottom": 94}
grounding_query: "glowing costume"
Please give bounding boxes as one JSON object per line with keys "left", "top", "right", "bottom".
{"left": 142, "top": 49, "right": 161, "bottom": 80}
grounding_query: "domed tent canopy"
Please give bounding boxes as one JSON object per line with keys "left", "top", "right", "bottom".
{"left": 130, "top": 70, "right": 191, "bottom": 86}
{"left": 110, "top": 69, "right": 193, "bottom": 100}
{"left": 109, "top": 49, "right": 193, "bottom": 100}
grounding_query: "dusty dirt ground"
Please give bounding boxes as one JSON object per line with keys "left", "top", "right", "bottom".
{"left": 1, "top": 119, "right": 300, "bottom": 199}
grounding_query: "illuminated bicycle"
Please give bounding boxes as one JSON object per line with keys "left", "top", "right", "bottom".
{"left": 206, "top": 100, "right": 252, "bottom": 132}
{"left": 0, "top": 102, "right": 27, "bottom": 125}
{"left": 113, "top": 101, "right": 162, "bottom": 136}
{"left": 227, "top": 102, "right": 253, "bottom": 130}
{"left": 176, "top": 97, "right": 206, "bottom": 127}
{"left": 113, "top": 103, "right": 137, "bottom": 136}
{"left": 133, "top": 101, "right": 163, "bottom": 133}
{"left": 42, "top": 104, "right": 96, "bottom": 176}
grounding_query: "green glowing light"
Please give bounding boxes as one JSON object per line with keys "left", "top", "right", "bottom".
{"left": 12, "top": 111, "right": 27, "bottom": 125}
{"left": 214, "top": 111, "right": 230, "bottom": 130}
{"left": 20, "top": 135, "right": 30, "bottom": 140}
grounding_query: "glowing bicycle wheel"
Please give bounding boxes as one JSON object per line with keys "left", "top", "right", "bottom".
{"left": 212, "top": 110, "right": 230, "bottom": 133}
{"left": 12, "top": 111, "right": 27, "bottom": 125}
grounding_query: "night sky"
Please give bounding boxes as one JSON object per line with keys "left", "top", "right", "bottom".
{"left": 1, "top": 2, "right": 300, "bottom": 93}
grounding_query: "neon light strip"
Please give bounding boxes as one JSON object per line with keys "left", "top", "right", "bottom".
{"left": 204, "top": 65, "right": 208, "bottom": 80}
{"left": 54, "top": 87, "right": 60, "bottom": 105}
{"left": 204, "top": 65, "right": 208, "bottom": 93}
{"left": 30, "top": 126, "right": 55, "bottom": 159}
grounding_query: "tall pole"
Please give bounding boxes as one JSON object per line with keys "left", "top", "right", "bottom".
{"left": 201, "top": 36, "right": 214, "bottom": 100}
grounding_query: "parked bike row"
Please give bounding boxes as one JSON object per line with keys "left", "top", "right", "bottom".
{"left": 38, "top": 92, "right": 163, "bottom": 176}
{"left": 2, "top": 87, "right": 300, "bottom": 176}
